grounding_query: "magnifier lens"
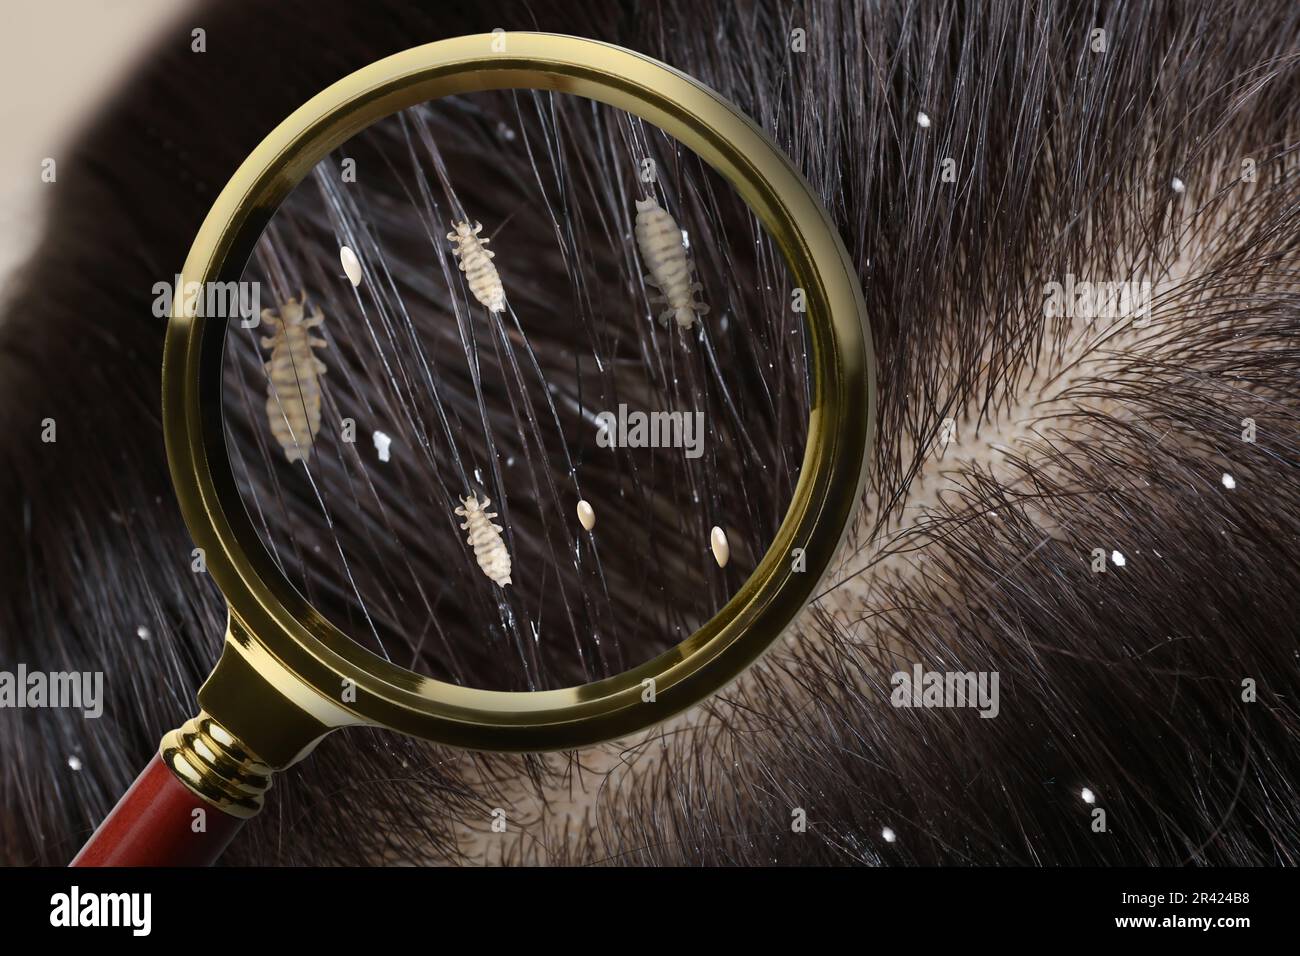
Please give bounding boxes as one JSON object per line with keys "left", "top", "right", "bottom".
{"left": 69, "top": 36, "right": 867, "bottom": 869}
{"left": 218, "top": 92, "right": 810, "bottom": 693}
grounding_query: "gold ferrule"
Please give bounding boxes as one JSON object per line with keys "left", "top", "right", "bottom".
{"left": 160, "top": 712, "right": 273, "bottom": 819}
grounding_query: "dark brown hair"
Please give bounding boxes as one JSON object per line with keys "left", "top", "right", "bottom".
{"left": 2, "top": 0, "right": 1298, "bottom": 865}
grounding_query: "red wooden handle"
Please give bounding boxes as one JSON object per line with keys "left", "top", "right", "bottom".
{"left": 70, "top": 755, "right": 246, "bottom": 867}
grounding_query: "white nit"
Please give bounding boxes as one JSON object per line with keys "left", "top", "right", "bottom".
{"left": 881, "top": 827, "right": 897, "bottom": 843}
{"left": 1081, "top": 787, "right": 1096, "bottom": 804}
{"left": 340, "top": 245, "right": 362, "bottom": 287}
{"left": 373, "top": 431, "right": 392, "bottom": 462}
{"left": 711, "top": 526, "right": 730, "bottom": 568}
{"left": 1171, "top": 176, "right": 1186, "bottom": 194}
{"left": 916, "top": 111, "right": 931, "bottom": 128}
{"left": 1221, "top": 473, "right": 1236, "bottom": 490}
{"left": 136, "top": 625, "right": 150, "bottom": 641}
{"left": 576, "top": 499, "right": 596, "bottom": 531}
{"left": 1110, "top": 550, "right": 1126, "bottom": 567}
{"left": 68, "top": 755, "right": 82, "bottom": 771}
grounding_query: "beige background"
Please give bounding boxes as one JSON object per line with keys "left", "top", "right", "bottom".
{"left": 0, "top": 1, "right": 193, "bottom": 289}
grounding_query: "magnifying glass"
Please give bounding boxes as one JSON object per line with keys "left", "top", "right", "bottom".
{"left": 70, "top": 32, "right": 873, "bottom": 866}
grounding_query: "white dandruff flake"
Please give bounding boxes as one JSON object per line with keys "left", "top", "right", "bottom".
{"left": 1110, "top": 550, "right": 1126, "bottom": 567}
{"left": 1171, "top": 176, "right": 1186, "bottom": 194}
{"left": 136, "top": 625, "right": 150, "bottom": 640}
{"left": 339, "top": 245, "right": 362, "bottom": 287}
{"left": 68, "top": 756, "right": 82, "bottom": 771}
{"left": 1081, "top": 787, "right": 1096, "bottom": 804}
{"left": 1221, "top": 473, "right": 1236, "bottom": 489}
{"left": 881, "top": 827, "right": 897, "bottom": 843}
{"left": 373, "top": 430, "right": 392, "bottom": 462}
{"left": 916, "top": 111, "right": 931, "bottom": 128}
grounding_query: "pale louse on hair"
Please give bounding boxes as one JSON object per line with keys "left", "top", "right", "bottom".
{"left": 260, "top": 296, "right": 328, "bottom": 464}
{"left": 447, "top": 219, "right": 506, "bottom": 313}
{"left": 634, "top": 196, "right": 710, "bottom": 330}
{"left": 456, "top": 492, "right": 513, "bottom": 587}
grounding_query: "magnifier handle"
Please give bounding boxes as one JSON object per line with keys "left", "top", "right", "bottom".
{"left": 70, "top": 755, "right": 247, "bottom": 867}
{"left": 69, "top": 634, "right": 351, "bottom": 866}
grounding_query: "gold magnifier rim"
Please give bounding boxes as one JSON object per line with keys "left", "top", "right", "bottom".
{"left": 163, "top": 31, "right": 874, "bottom": 751}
